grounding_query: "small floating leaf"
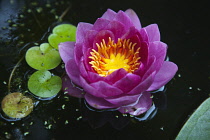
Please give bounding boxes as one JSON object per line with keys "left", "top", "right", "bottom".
{"left": 28, "top": 70, "right": 62, "bottom": 98}
{"left": 48, "top": 24, "right": 76, "bottom": 49}
{"left": 176, "top": 97, "right": 210, "bottom": 140}
{"left": 1, "top": 92, "right": 34, "bottom": 119}
{"left": 25, "top": 43, "right": 61, "bottom": 70}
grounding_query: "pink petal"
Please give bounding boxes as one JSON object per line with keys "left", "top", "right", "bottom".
{"left": 128, "top": 72, "right": 155, "bottom": 95}
{"left": 83, "top": 30, "right": 98, "bottom": 53}
{"left": 92, "top": 30, "right": 115, "bottom": 50}
{"left": 104, "top": 68, "right": 128, "bottom": 85}
{"left": 76, "top": 22, "right": 93, "bottom": 44}
{"left": 118, "top": 91, "right": 152, "bottom": 116}
{"left": 90, "top": 81, "right": 123, "bottom": 97}
{"left": 62, "top": 75, "right": 84, "bottom": 98}
{"left": 113, "top": 10, "right": 133, "bottom": 30}
{"left": 101, "top": 9, "right": 117, "bottom": 21}
{"left": 121, "top": 26, "right": 139, "bottom": 40}
{"left": 86, "top": 71, "right": 104, "bottom": 83}
{"left": 142, "top": 41, "right": 167, "bottom": 80}
{"left": 113, "top": 73, "right": 141, "bottom": 93}
{"left": 65, "top": 59, "right": 81, "bottom": 86}
{"left": 85, "top": 93, "right": 118, "bottom": 109}
{"left": 78, "top": 59, "right": 88, "bottom": 78}
{"left": 74, "top": 42, "right": 83, "bottom": 65}
{"left": 139, "top": 28, "right": 149, "bottom": 42}
{"left": 144, "top": 24, "right": 160, "bottom": 42}
{"left": 140, "top": 41, "right": 149, "bottom": 64}
{"left": 105, "top": 94, "right": 141, "bottom": 107}
{"left": 125, "top": 9, "right": 142, "bottom": 29}
{"left": 149, "top": 41, "right": 167, "bottom": 60}
{"left": 80, "top": 76, "right": 123, "bottom": 98}
{"left": 147, "top": 61, "right": 178, "bottom": 91}
{"left": 59, "top": 42, "right": 75, "bottom": 64}
{"left": 92, "top": 18, "right": 110, "bottom": 31}
{"left": 106, "top": 21, "right": 126, "bottom": 40}
{"left": 134, "top": 62, "right": 146, "bottom": 76}
{"left": 83, "top": 48, "right": 93, "bottom": 71}
{"left": 141, "top": 56, "right": 156, "bottom": 80}
{"left": 79, "top": 76, "right": 100, "bottom": 95}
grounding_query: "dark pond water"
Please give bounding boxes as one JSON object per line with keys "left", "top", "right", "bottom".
{"left": 0, "top": 0, "right": 209, "bottom": 140}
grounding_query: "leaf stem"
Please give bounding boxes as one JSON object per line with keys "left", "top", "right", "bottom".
{"left": 8, "top": 56, "right": 24, "bottom": 93}
{"left": 58, "top": 5, "right": 71, "bottom": 22}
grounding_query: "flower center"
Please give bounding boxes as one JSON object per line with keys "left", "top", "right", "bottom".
{"left": 89, "top": 37, "right": 141, "bottom": 77}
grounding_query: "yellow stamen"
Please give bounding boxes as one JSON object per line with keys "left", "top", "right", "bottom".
{"left": 89, "top": 37, "right": 141, "bottom": 77}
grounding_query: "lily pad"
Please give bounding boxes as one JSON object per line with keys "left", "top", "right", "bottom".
{"left": 176, "top": 97, "right": 210, "bottom": 140}
{"left": 1, "top": 92, "right": 34, "bottom": 119}
{"left": 25, "top": 43, "right": 61, "bottom": 70}
{"left": 48, "top": 24, "right": 76, "bottom": 49}
{"left": 28, "top": 70, "right": 62, "bottom": 98}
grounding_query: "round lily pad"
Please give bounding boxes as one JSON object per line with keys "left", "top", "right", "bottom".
{"left": 28, "top": 70, "right": 62, "bottom": 98}
{"left": 1, "top": 92, "right": 34, "bottom": 119}
{"left": 48, "top": 24, "right": 76, "bottom": 49}
{"left": 25, "top": 43, "right": 61, "bottom": 70}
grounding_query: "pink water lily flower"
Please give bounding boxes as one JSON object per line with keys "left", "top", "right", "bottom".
{"left": 59, "top": 9, "right": 178, "bottom": 116}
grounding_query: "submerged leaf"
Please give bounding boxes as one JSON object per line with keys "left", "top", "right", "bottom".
{"left": 176, "top": 97, "right": 210, "bottom": 140}
{"left": 28, "top": 70, "right": 62, "bottom": 98}
{"left": 1, "top": 92, "right": 34, "bottom": 119}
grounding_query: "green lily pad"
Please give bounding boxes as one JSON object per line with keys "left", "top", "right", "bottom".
{"left": 48, "top": 24, "right": 76, "bottom": 49}
{"left": 1, "top": 92, "right": 34, "bottom": 119}
{"left": 28, "top": 70, "right": 62, "bottom": 98}
{"left": 176, "top": 97, "right": 210, "bottom": 140}
{"left": 25, "top": 43, "right": 61, "bottom": 70}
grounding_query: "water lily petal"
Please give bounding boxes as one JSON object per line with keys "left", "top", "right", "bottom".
{"left": 114, "top": 10, "right": 133, "bottom": 30}
{"left": 125, "top": 9, "right": 142, "bottom": 29}
{"left": 121, "top": 26, "right": 139, "bottom": 40}
{"left": 83, "top": 30, "right": 98, "bottom": 53}
{"left": 149, "top": 41, "right": 167, "bottom": 61}
{"left": 134, "top": 61, "right": 146, "bottom": 76}
{"left": 118, "top": 91, "right": 152, "bottom": 116}
{"left": 74, "top": 42, "right": 83, "bottom": 65}
{"left": 144, "top": 24, "right": 160, "bottom": 42}
{"left": 86, "top": 71, "right": 104, "bottom": 83}
{"left": 62, "top": 75, "right": 84, "bottom": 98}
{"left": 80, "top": 77, "right": 123, "bottom": 98}
{"left": 141, "top": 56, "right": 156, "bottom": 80}
{"left": 105, "top": 94, "right": 141, "bottom": 107}
{"left": 93, "top": 30, "right": 115, "bottom": 50}
{"left": 78, "top": 59, "right": 88, "bottom": 78}
{"left": 147, "top": 61, "right": 178, "bottom": 91}
{"left": 128, "top": 72, "right": 155, "bottom": 95}
{"left": 80, "top": 76, "right": 101, "bottom": 96}
{"left": 113, "top": 73, "right": 141, "bottom": 93}
{"left": 66, "top": 59, "right": 81, "bottom": 86}
{"left": 101, "top": 9, "right": 117, "bottom": 21}
{"left": 106, "top": 21, "right": 126, "bottom": 40}
{"left": 59, "top": 42, "right": 75, "bottom": 64}
{"left": 82, "top": 48, "right": 93, "bottom": 71}
{"left": 90, "top": 81, "right": 123, "bottom": 97}
{"left": 139, "top": 28, "right": 149, "bottom": 42}
{"left": 105, "top": 68, "right": 128, "bottom": 85}
{"left": 142, "top": 41, "right": 167, "bottom": 80}
{"left": 77, "top": 22, "right": 93, "bottom": 44}
{"left": 92, "top": 18, "right": 111, "bottom": 31}
{"left": 85, "top": 93, "right": 118, "bottom": 109}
